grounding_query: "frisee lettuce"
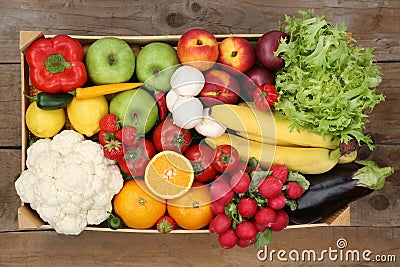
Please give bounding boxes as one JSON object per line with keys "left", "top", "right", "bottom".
{"left": 274, "top": 10, "right": 385, "bottom": 150}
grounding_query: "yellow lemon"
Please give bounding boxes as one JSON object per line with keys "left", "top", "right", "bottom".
{"left": 67, "top": 96, "right": 108, "bottom": 137}
{"left": 25, "top": 102, "right": 65, "bottom": 138}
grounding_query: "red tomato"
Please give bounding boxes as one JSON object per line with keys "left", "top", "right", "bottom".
{"left": 184, "top": 144, "right": 218, "bottom": 183}
{"left": 152, "top": 118, "right": 192, "bottom": 153}
{"left": 212, "top": 145, "right": 240, "bottom": 173}
{"left": 117, "top": 138, "right": 156, "bottom": 177}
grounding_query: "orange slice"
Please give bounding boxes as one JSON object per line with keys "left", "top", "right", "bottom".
{"left": 144, "top": 150, "right": 194, "bottom": 199}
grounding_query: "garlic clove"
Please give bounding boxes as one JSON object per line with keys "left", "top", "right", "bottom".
{"left": 170, "top": 65, "right": 205, "bottom": 96}
{"left": 172, "top": 97, "right": 204, "bottom": 129}
{"left": 195, "top": 108, "right": 226, "bottom": 138}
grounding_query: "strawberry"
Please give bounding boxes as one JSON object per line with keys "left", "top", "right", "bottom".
{"left": 98, "top": 130, "right": 109, "bottom": 146}
{"left": 115, "top": 129, "right": 122, "bottom": 141}
{"left": 103, "top": 139, "right": 124, "bottom": 160}
{"left": 99, "top": 113, "right": 120, "bottom": 133}
{"left": 156, "top": 215, "right": 175, "bottom": 234}
{"left": 286, "top": 181, "right": 305, "bottom": 199}
{"left": 269, "top": 164, "right": 288, "bottom": 184}
{"left": 120, "top": 126, "right": 139, "bottom": 148}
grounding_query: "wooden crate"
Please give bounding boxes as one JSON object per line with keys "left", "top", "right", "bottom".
{"left": 18, "top": 30, "right": 350, "bottom": 233}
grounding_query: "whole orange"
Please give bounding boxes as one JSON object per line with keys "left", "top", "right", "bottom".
{"left": 113, "top": 179, "right": 166, "bottom": 229}
{"left": 167, "top": 183, "right": 214, "bottom": 230}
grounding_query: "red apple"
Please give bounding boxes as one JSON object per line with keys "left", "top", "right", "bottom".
{"left": 256, "top": 30, "right": 289, "bottom": 71}
{"left": 199, "top": 69, "right": 240, "bottom": 107}
{"left": 240, "top": 66, "right": 275, "bottom": 100}
{"left": 177, "top": 29, "right": 219, "bottom": 71}
{"left": 218, "top": 37, "right": 256, "bottom": 74}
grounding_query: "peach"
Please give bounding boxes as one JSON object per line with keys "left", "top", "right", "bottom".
{"left": 177, "top": 29, "right": 219, "bottom": 71}
{"left": 218, "top": 36, "right": 256, "bottom": 73}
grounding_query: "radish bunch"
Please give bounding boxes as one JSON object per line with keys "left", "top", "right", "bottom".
{"left": 209, "top": 160, "right": 309, "bottom": 249}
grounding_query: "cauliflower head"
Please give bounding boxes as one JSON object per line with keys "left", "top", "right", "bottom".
{"left": 15, "top": 130, "right": 124, "bottom": 235}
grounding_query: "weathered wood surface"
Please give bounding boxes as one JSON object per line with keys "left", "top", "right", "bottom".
{"left": 0, "top": 0, "right": 398, "bottom": 266}
{"left": 0, "top": 228, "right": 398, "bottom": 266}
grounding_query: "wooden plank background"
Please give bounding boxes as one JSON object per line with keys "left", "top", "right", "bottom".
{"left": 0, "top": 0, "right": 399, "bottom": 266}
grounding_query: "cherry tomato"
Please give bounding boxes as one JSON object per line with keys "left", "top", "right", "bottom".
{"left": 152, "top": 118, "right": 192, "bottom": 153}
{"left": 212, "top": 145, "right": 240, "bottom": 173}
{"left": 117, "top": 138, "right": 156, "bottom": 177}
{"left": 184, "top": 144, "right": 218, "bottom": 183}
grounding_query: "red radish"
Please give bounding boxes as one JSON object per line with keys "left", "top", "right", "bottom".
{"left": 210, "top": 181, "right": 234, "bottom": 205}
{"left": 269, "top": 164, "right": 288, "bottom": 184}
{"left": 238, "top": 198, "right": 258, "bottom": 218}
{"left": 255, "top": 222, "right": 268, "bottom": 233}
{"left": 210, "top": 201, "right": 226, "bottom": 215}
{"left": 226, "top": 160, "right": 249, "bottom": 175}
{"left": 235, "top": 221, "right": 257, "bottom": 241}
{"left": 269, "top": 210, "right": 289, "bottom": 231}
{"left": 230, "top": 171, "right": 250, "bottom": 194}
{"left": 212, "top": 214, "right": 232, "bottom": 234}
{"left": 286, "top": 181, "right": 305, "bottom": 199}
{"left": 237, "top": 237, "right": 256, "bottom": 248}
{"left": 218, "top": 229, "right": 238, "bottom": 249}
{"left": 255, "top": 207, "right": 277, "bottom": 227}
{"left": 209, "top": 218, "right": 217, "bottom": 233}
{"left": 258, "top": 176, "right": 283, "bottom": 199}
{"left": 268, "top": 193, "right": 287, "bottom": 210}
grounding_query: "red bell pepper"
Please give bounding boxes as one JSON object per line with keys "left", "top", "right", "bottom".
{"left": 252, "top": 84, "right": 279, "bottom": 111}
{"left": 26, "top": 35, "right": 87, "bottom": 94}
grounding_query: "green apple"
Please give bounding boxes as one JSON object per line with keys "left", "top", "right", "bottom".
{"left": 136, "top": 42, "right": 179, "bottom": 92}
{"left": 109, "top": 88, "right": 158, "bottom": 134}
{"left": 85, "top": 37, "right": 135, "bottom": 85}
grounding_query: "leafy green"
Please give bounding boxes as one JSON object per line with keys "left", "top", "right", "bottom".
{"left": 274, "top": 10, "right": 385, "bottom": 150}
{"left": 254, "top": 228, "right": 273, "bottom": 248}
{"left": 353, "top": 160, "right": 393, "bottom": 190}
{"left": 286, "top": 171, "right": 310, "bottom": 191}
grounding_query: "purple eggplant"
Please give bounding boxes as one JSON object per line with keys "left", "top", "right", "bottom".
{"left": 286, "top": 161, "right": 393, "bottom": 224}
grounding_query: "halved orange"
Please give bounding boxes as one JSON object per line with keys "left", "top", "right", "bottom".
{"left": 144, "top": 150, "right": 194, "bottom": 199}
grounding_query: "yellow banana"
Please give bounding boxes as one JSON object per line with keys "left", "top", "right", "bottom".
{"left": 236, "top": 130, "right": 295, "bottom": 147}
{"left": 205, "top": 133, "right": 340, "bottom": 174}
{"left": 209, "top": 104, "right": 340, "bottom": 149}
{"left": 338, "top": 150, "right": 357, "bottom": 164}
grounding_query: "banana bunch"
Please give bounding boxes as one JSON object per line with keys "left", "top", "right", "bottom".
{"left": 207, "top": 104, "right": 346, "bottom": 174}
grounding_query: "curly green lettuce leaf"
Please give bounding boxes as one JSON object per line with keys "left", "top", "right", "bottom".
{"left": 274, "top": 10, "right": 385, "bottom": 150}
